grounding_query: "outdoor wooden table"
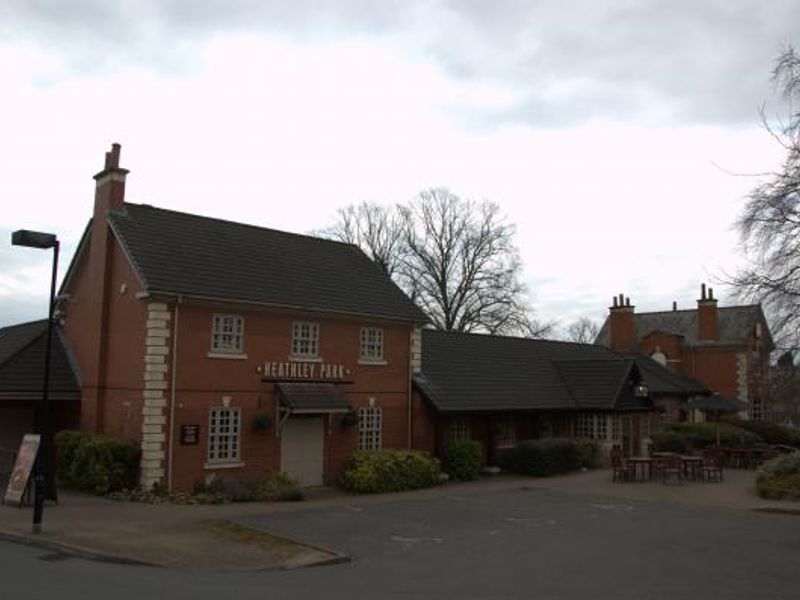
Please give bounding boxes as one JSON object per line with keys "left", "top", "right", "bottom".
{"left": 681, "top": 455, "right": 703, "bottom": 481}
{"left": 625, "top": 457, "right": 653, "bottom": 482}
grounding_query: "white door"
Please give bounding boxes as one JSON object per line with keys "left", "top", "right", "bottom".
{"left": 280, "top": 417, "right": 325, "bottom": 486}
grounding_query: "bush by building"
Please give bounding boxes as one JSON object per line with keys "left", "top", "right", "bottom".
{"left": 340, "top": 449, "right": 441, "bottom": 494}
{"left": 574, "top": 439, "right": 601, "bottom": 469}
{"left": 55, "top": 430, "right": 140, "bottom": 495}
{"left": 723, "top": 418, "right": 800, "bottom": 448}
{"left": 442, "top": 440, "right": 482, "bottom": 481}
{"left": 499, "top": 438, "right": 582, "bottom": 476}
{"left": 661, "top": 422, "right": 762, "bottom": 449}
{"left": 650, "top": 431, "right": 690, "bottom": 453}
{"left": 193, "top": 471, "right": 304, "bottom": 503}
{"left": 756, "top": 451, "right": 800, "bottom": 500}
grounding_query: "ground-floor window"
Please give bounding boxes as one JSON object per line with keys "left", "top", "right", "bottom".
{"left": 358, "top": 407, "right": 382, "bottom": 451}
{"left": 207, "top": 407, "right": 241, "bottom": 463}
{"left": 448, "top": 416, "right": 470, "bottom": 442}
{"left": 493, "top": 415, "right": 516, "bottom": 449}
{"left": 576, "top": 413, "right": 610, "bottom": 440}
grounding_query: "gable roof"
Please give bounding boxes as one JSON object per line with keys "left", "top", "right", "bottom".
{"left": 0, "top": 320, "right": 81, "bottom": 400}
{"left": 414, "top": 329, "right": 646, "bottom": 413}
{"left": 628, "top": 355, "right": 709, "bottom": 396}
{"left": 595, "top": 305, "right": 773, "bottom": 349}
{"left": 100, "top": 203, "right": 425, "bottom": 323}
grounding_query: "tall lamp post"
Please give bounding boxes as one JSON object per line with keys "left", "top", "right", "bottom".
{"left": 11, "top": 229, "right": 59, "bottom": 534}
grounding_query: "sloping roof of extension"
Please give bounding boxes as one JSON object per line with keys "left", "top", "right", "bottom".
{"left": 0, "top": 320, "right": 81, "bottom": 400}
{"left": 413, "top": 329, "right": 647, "bottom": 413}
{"left": 628, "top": 355, "right": 709, "bottom": 396}
{"left": 595, "top": 305, "right": 773, "bottom": 350}
{"left": 90, "top": 202, "right": 425, "bottom": 323}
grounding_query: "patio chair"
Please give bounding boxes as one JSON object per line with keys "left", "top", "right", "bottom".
{"left": 611, "top": 451, "right": 632, "bottom": 483}
{"left": 652, "top": 455, "right": 682, "bottom": 484}
{"left": 702, "top": 450, "right": 724, "bottom": 483}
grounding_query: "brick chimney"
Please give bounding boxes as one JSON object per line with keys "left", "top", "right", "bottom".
{"left": 83, "top": 143, "right": 128, "bottom": 432}
{"left": 609, "top": 293, "right": 636, "bottom": 351}
{"left": 697, "top": 283, "right": 718, "bottom": 341}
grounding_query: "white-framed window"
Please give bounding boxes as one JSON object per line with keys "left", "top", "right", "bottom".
{"left": 449, "top": 416, "right": 470, "bottom": 442}
{"left": 292, "top": 321, "right": 319, "bottom": 358}
{"left": 207, "top": 407, "right": 241, "bottom": 463}
{"left": 576, "top": 413, "right": 609, "bottom": 440}
{"left": 358, "top": 407, "right": 382, "bottom": 451}
{"left": 211, "top": 314, "right": 244, "bottom": 354}
{"left": 493, "top": 415, "right": 516, "bottom": 449}
{"left": 360, "top": 327, "right": 384, "bottom": 361}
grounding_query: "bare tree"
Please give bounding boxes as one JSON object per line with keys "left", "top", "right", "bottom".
{"left": 566, "top": 317, "right": 600, "bottom": 344}
{"left": 320, "top": 188, "right": 550, "bottom": 337}
{"left": 733, "top": 46, "right": 800, "bottom": 350}
{"left": 317, "top": 202, "right": 406, "bottom": 277}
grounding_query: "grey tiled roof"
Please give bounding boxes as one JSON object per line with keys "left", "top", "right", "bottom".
{"left": 0, "top": 321, "right": 80, "bottom": 399}
{"left": 595, "top": 305, "right": 772, "bottom": 349}
{"left": 106, "top": 203, "right": 426, "bottom": 323}
{"left": 414, "top": 330, "right": 644, "bottom": 412}
{"left": 629, "top": 355, "right": 709, "bottom": 396}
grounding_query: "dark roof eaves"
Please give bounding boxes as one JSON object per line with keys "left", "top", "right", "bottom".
{"left": 106, "top": 209, "right": 151, "bottom": 291}
{"left": 144, "top": 289, "right": 427, "bottom": 324}
{"left": 58, "top": 219, "right": 92, "bottom": 298}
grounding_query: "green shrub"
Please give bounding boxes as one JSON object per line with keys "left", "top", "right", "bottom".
{"left": 574, "top": 439, "right": 601, "bottom": 469}
{"left": 258, "top": 471, "right": 304, "bottom": 502}
{"left": 341, "top": 449, "right": 441, "bottom": 494}
{"left": 443, "top": 440, "right": 482, "bottom": 481}
{"left": 54, "top": 430, "right": 93, "bottom": 478}
{"left": 650, "top": 431, "right": 688, "bottom": 453}
{"left": 499, "top": 438, "right": 581, "bottom": 477}
{"left": 756, "top": 452, "right": 800, "bottom": 500}
{"left": 664, "top": 423, "right": 762, "bottom": 449}
{"left": 724, "top": 418, "right": 800, "bottom": 448}
{"left": 55, "top": 431, "right": 140, "bottom": 495}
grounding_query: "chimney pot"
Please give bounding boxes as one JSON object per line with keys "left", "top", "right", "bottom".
{"left": 613, "top": 297, "right": 618, "bottom": 308}
{"left": 701, "top": 283, "right": 707, "bottom": 300}
{"left": 708, "top": 287, "right": 714, "bottom": 300}
{"left": 672, "top": 301, "right": 677, "bottom": 311}
{"left": 625, "top": 296, "right": 630, "bottom": 307}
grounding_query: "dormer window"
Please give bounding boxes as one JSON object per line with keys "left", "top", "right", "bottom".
{"left": 211, "top": 314, "right": 244, "bottom": 354}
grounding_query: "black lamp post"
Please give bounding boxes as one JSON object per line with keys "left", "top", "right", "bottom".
{"left": 11, "top": 229, "right": 59, "bottom": 534}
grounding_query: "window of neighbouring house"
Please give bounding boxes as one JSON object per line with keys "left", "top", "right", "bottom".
{"left": 493, "top": 415, "right": 516, "bottom": 449}
{"left": 360, "top": 327, "right": 384, "bottom": 362}
{"left": 207, "top": 407, "right": 241, "bottom": 463}
{"left": 358, "top": 406, "right": 382, "bottom": 451}
{"left": 292, "top": 321, "right": 319, "bottom": 358}
{"left": 576, "top": 413, "right": 609, "bottom": 440}
{"left": 449, "top": 416, "right": 470, "bottom": 441}
{"left": 211, "top": 314, "right": 244, "bottom": 354}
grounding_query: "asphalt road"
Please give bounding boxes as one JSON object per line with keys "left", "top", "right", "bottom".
{"left": 3, "top": 488, "right": 800, "bottom": 600}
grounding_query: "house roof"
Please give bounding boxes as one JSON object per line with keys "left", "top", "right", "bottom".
{"left": 0, "top": 320, "right": 81, "bottom": 400}
{"left": 100, "top": 203, "right": 425, "bottom": 323}
{"left": 414, "top": 329, "right": 647, "bottom": 413}
{"left": 628, "top": 355, "right": 709, "bottom": 396}
{"left": 595, "top": 305, "right": 773, "bottom": 349}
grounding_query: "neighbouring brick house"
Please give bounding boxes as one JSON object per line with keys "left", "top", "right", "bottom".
{"left": 57, "top": 144, "right": 426, "bottom": 492}
{"left": 596, "top": 288, "right": 773, "bottom": 421}
{"left": 411, "top": 329, "right": 702, "bottom": 460}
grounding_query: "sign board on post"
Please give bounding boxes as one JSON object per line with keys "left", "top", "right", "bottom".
{"left": 3, "top": 434, "right": 41, "bottom": 507}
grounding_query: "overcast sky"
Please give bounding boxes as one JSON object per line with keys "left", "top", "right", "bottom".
{"left": 1, "top": 1, "right": 797, "bottom": 336}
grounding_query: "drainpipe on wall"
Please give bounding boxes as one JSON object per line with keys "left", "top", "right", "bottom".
{"left": 167, "top": 295, "right": 181, "bottom": 493}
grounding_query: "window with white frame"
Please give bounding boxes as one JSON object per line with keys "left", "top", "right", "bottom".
{"left": 292, "top": 321, "right": 319, "bottom": 358}
{"left": 207, "top": 407, "right": 241, "bottom": 463}
{"left": 576, "top": 413, "right": 609, "bottom": 440}
{"left": 358, "top": 407, "right": 382, "bottom": 450}
{"left": 360, "top": 327, "right": 384, "bottom": 361}
{"left": 493, "top": 415, "right": 516, "bottom": 449}
{"left": 449, "top": 416, "right": 470, "bottom": 441}
{"left": 211, "top": 314, "right": 244, "bottom": 353}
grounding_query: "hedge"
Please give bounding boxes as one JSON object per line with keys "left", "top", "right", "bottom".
{"left": 499, "top": 438, "right": 582, "bottom": 477}
{"left": 662, "top": 422, "right": 762, "bottom": 449}
{"left": 55, "top": 430, "right": 140, "bottom": 495}
{"left": 723, "top": 418, "right": 800, "bottom": 449}
{"left": 756, "top": 452, "right": 800, "bottom": 501}
{"left": 341, "top": 450, "right": 441, "bottom": 494}
{"left": 442, "top": 440, "right": 482, "bottom": 481}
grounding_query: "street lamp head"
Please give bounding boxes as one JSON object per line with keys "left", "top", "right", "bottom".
{"left": 11, "top": 230, "right": 58, "bottom": 249}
